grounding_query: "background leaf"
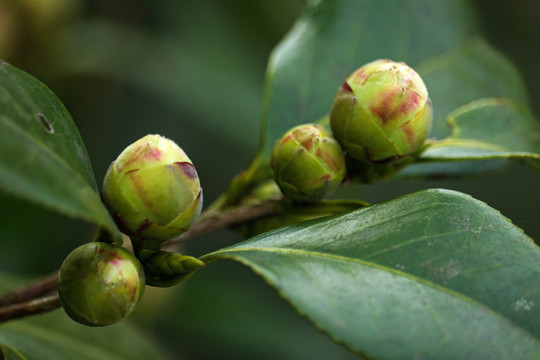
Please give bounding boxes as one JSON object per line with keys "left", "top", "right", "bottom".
{"left": 399, "top": 98, "right": 540, "bottom": 178}
{"left": 204, "top": 189, "right": 540, "bottom": 359}
{"left": 0, "top": 62, "right": 120, "bottom": 241}
{"left": 51, "top": 19, "right": 264, "bottom": 158}
{"left": 257, "top": 0, "right": 529, "bottom": 177}
{"left": 419, "top": 98, "right": 540, "bottom": 169}
{"left": 0, "top": 319, "right": 167, "bottom": 360}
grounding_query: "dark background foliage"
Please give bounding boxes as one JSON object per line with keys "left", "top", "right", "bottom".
{"left": 0, "top": 0, "right": 538, "bottom": 358}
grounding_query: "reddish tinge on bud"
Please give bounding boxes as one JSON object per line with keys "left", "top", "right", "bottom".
{"left": 102, "top": 135, "right": 202, "bottom": 241}
{"left": 271, "top": 124, "right": 346, "bottom": 202}
{"left": 330, "top": 59, "right": 432, "bottom": 163}
{"left": 58, "top": 242, "right": 145, "bottom": 326}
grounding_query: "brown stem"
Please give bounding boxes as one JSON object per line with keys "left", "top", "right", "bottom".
{"left": 0, "top": 293, "right": 62, "bottom": 324}
{"left": 0, "top": 273, "right": 58, "bottom": 307}
{"left": 164, "top": 197, "right": 282, "bottom": 246}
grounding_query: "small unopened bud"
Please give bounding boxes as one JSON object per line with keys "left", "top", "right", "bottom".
{"left": 102, "top": 135, "right": 203, "bottom": 241}
{"left": 330, "top": 59, "right": 432, "bottom": 163}
{"left": 271, "top": 124, "right": 346, "bottom": 202}
{"left": 58, "top": 242, "right": 145, "bottom": 326}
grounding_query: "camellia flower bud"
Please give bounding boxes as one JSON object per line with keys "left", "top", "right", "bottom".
{"left": 102, "top": 135, "right": 203, "bottom": 242}
{"left": 271, "top": 124, "right": 345, "bottom": 202}
{"left": 330, "top": 59, "right": 432, "bottom": 163}
{"left": 58, "top": 242, "right": 145, "bottom": 326}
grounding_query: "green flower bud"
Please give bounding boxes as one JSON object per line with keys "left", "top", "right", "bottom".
{"left": 330, "top": 59, "right": 432, "bottom": 163}
{"left": 271, "top": 124, "right": 345, "bottom": 202}
{"left": 102, "top": 134, "right": 203, "bottom": 242}
{"left": 58, "top": 242, "right": 145, "bottom": 326}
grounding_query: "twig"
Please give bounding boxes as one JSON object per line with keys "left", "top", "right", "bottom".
{"left": 0, "top": 293, "right": 62, "bottom": 324}
{"left": 164, "top": 197, "right": 282, "bottom": 246}
{"left": 0, "top": 273, "right": 58, "bottom": 307}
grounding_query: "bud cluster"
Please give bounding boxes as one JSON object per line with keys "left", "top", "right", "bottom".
{"left": 58, "top": 59, "right": 432, "bottom": 327}
{"left": 271, "top": 59, "right": 432, "bottom": 199}
{"left": 59, "top": 135, "right": 205, "bottom": 326}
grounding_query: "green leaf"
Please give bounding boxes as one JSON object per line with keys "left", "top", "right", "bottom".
{"left": 0, "top": 62, "right": 121, "bottom": 242}
{"left": 418, "top": 98, "right": 540, "bottom": 169}
{"left": 203, "top": 189, "right": 540, "bottom": 359}
{"left": 417, "top": 38, "right": 528, "bottom": 138}
{"left": 254, "top": 0, "right": 528, "bottom": 181}
{"left": 399, "top": 98, "right": 540, "bottom": 178}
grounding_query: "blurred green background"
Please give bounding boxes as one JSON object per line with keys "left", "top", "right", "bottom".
{"left": 0, "top": 0, "right": 539, "bottom": 359}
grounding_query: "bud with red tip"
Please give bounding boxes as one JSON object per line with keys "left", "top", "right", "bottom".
{"left": 271, "top": 124, "right": 346, "bottom": 202}
{"left": 330, "top": 59, "right": 432, "bottom": 163}
{"left": 58, "top": 242, "right": 145, "bottom": 326}
{"left": 102, "top": 135, "right": 203, "bottom": 242}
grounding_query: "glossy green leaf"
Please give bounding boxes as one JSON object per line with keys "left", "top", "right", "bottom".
{"left": 399, "top": 98, "right": 540, "bottom": 178}
{"left": 204, "top": 189, "right": 540, "bottom": 359}
{"left": 0, "top": 62, "right": 120, "bottom": 241}
{"left": 419, "top": 98, "right": 540, "bottom": 168}
{"left": 255, "top": 0, "right": 528, "bottom": 179}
